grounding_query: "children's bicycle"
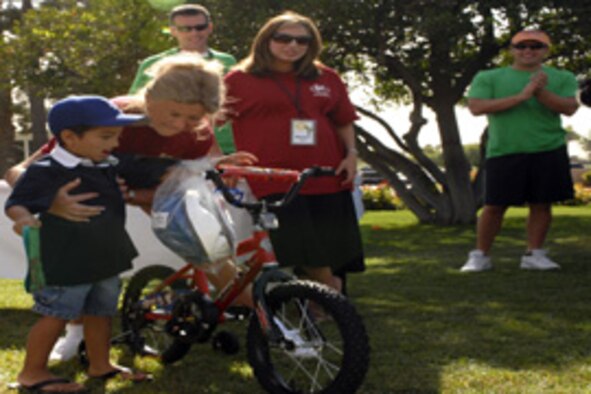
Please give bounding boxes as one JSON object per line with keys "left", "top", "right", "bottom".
{"left": 115, "top": 164, "right": 370, "bottom": 394}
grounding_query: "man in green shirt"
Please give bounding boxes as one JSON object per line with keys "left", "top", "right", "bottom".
{"left": 129, "top": 4, "right": 236, "bottom": 153}
{"left": 461, "top": 29, "right": 579, "bottom": 272}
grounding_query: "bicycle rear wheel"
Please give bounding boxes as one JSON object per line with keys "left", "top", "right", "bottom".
{"left": 121, "top": 265, "right": 192, "bottom": 364}
{"left": 247, "top": 280, "right": 370, "bottom": 394}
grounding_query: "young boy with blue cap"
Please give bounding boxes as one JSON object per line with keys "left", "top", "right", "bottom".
{"left": 5, "top": 96, "right": 174, "bottom": 393}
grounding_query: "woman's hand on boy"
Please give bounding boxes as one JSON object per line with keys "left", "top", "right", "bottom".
{"left": 48, "top": 178, "right": 104, "bottom": 222}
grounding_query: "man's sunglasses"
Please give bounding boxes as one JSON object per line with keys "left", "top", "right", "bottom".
{"left": 271, "top": 33, "right": 313, "bottom": 46}
{"left": 513, "top": 43, "right": 547, "bottom": 50}
{"left": 175, "top": 23, "right": 209, "bottom": 33}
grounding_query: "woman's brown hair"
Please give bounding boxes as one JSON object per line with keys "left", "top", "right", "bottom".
{"left": 236, "top": 11, "right": 323, "bottom": 79}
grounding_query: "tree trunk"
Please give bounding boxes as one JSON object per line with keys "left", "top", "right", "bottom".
{"left": 434, "top": 102, "right": 476, "bottom": 224}
{"left": 355, "top": 102, "right": 478, "bottom": 225}
{"left": 0, "top": 87, "right": 17, "bottom": 176}
{"left": 27, "top": 89, "right": 47, "bottom": 152}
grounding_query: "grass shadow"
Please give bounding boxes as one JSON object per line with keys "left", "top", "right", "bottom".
{"left": 351, "top": 209, "right": 591, "bottom": 393}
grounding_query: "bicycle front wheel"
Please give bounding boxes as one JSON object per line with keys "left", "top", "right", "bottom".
{"left": 247, "top": 280, "right": 370, "bottom": 394}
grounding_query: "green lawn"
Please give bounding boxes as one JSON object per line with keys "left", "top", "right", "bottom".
{"left": 1, "top": 206, "right": 591, "bottom": 393}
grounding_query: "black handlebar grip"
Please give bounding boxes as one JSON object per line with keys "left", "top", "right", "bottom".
{"left": 313, "top": 166, "right": 336, "bottom": 177}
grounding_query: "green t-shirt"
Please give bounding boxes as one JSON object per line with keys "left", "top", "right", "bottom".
{"left": 468, "top": 66, "right": 577, "bottom": 158}
{"left": 128, "top": 47, "right": 237, "bottom": 154}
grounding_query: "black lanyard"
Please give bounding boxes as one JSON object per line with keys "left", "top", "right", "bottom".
{"left": 272, "top": 77, "right": 303, "bottom": 116}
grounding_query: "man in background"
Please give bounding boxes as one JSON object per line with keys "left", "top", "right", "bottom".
{"left": 130, "top": 3, "right": 236, "bottom": 153}
{"left": 461, "top": 29, "right": 579, "bottom": 272}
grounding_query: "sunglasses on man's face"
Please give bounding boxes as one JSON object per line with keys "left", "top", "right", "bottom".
{"left": 271, "top": 33, "right": 313, "bottom": 46}
{"left": 175, "top": 23, "right": 209, "bottom": 33}
{"left": 513, "top": 43, "right": 548, "bottom": 50}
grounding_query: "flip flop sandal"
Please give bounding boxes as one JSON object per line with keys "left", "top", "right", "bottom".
{"left": 7, "top": 378, "right": 89, "bottom": 393}
{"left": 88, "top": 368, "right": 153, "bottom": 383}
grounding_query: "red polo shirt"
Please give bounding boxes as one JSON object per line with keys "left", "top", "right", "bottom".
{"left": 224, "top": 66, "right": 358, "bottom": 197}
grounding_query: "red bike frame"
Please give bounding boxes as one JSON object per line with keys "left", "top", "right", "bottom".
{"left": 138, "top": 165, "right": 302, "bottom": 324}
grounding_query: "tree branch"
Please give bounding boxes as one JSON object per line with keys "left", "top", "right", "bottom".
{"left": 356, "top": 126, "right": 449, "bottom": 215}
{"left": 355, "top": 105, "right": 409, "bottom": 152}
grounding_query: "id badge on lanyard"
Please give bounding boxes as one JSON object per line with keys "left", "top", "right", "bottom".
{"left": 291, "top": 119, "right": 317, "bottom": 146}
{"left": 273, "top": 76, "right": 318, "bottom": 147}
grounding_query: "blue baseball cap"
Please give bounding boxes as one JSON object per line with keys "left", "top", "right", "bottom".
{"left": 48, "top": 95, "right": 145, "bottom": 135}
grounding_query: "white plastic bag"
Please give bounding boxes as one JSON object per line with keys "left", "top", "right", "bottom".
{"left": 151, "top": 159, "right": 236, "bottom": 265}
{"left": 225, "top": 178, "right": 256, "bottom": 242}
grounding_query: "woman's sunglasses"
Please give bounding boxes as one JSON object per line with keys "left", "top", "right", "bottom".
{"left": 271, "top": 33, "right": 313, "bottom": 46}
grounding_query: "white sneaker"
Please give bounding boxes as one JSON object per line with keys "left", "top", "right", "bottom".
{"left": 49, "top": 323, "right": 84, "bottom": 361}
{"left": 460, "top": 250, "right": 492, "bottom": 272}
{"left": 520, "top": 249, "right": 560, "bottom": 270}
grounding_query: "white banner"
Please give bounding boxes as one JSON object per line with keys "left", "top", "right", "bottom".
{"left": 0, "top": 180, "right": 185, "bottom": 280}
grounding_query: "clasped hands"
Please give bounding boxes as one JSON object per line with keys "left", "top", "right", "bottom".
{"left": 521, "top": 70, "right": 548, "bottom": 100}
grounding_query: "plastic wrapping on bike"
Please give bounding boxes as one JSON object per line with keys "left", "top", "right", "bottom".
{"left": 151, "top": 159, "right": 236, "bottom": 265}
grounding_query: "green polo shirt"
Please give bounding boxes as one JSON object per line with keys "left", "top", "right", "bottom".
{"left": 468, "top": 66, "right": 577, "bottom": 158}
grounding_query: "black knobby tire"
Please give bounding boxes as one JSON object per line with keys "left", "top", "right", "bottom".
{"left": 121, "top": 264, "right": 192, "bottom": 364}
{"left": 246, "top": 280, "right": 370, "bottom": 394}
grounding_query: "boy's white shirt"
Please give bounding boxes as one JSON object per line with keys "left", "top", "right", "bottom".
{"left": 46, "top": 144, "right": 119, "bottom": 168}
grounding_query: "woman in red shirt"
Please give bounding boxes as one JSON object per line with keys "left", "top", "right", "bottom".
{"left": 224, "top": 12, "right": 364, "bottom": 292}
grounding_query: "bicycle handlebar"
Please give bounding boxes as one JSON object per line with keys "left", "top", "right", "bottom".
{"left": 205, "top": 165, "right": 336, "bottom": 212}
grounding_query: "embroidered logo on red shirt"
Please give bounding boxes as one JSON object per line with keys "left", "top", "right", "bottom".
{"left": 310, "top": 84, "right": 331, "bottom": 97}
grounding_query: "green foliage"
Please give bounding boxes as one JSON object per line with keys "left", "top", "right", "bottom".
{"left": 463, "top": 143, "right": 484, "bottom": 167}
{"left": 300, "top": 1, "right": 591, "bottom": 105}
{"left": 561, "top": 183, "right": 591, "bottom": 206}
{"left": 422, "top": 144, "right": 445, "bottom": 167}
{"left": 361, "top": 183, "right": 405, "bottom": 210}
{"left": 6, "top": 0, "right": 171, "bottom": 98}
{"left": 197, "top": 0, "right": 288, "bottom": 61}
{"left": 423, "top": 143, "right": 483, "bottom": 168}
{"left": 581, "top": 171, "right": 591, "bottom": 186}
{"left": 147, "top": 0, "right": 185, "bottom": 12}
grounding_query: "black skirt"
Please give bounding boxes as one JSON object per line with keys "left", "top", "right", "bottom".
{"left": 264, "top": 190, "right": 365, "bottom": 272}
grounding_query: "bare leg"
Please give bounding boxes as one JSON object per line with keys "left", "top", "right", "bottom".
{"left": 18, "top": 316, "right": 85, "bottom": 391}
{"left": 83, "top": 315, "right": 113, "bottom": 376}
{"left": 526, "top": 203, "right": 552, "bottom": 251}
{"left": 301, "top": 266, "right": 342, "bottom": 292}
{"left": 476, "top": 205, "right": 508, "bottom": 254}
{"left": 84, "top": 315, "right": 150, "bottom": 381}
{"left": 206, "top": 259, "right": 254, "bottom": 307}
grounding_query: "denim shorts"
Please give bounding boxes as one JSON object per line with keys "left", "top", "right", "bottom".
{"left": 32, "top": 276, "right": 121, "bottom": 320}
